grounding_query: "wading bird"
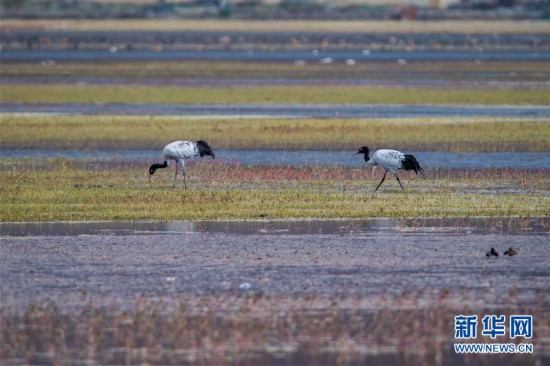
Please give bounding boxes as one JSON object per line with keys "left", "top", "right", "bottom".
{"left": 354, "top": 146, "right": 423, "bottom": 192}
{"left": 149, "top": 140, "right": 215, "bottom": 189}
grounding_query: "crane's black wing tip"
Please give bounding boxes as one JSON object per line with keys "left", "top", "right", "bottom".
{"left": 402, "top": 154, "right": 423, "bottom": 174}
{"left": 196, "top": 140, "right": 215, "bottom": 158}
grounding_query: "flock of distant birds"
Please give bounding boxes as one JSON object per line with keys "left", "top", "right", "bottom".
{"left": 149, "top": 140, "right": 423, "bottom": 192}
{"left": 149, "top": 140, "right": 517, "bottom": 258}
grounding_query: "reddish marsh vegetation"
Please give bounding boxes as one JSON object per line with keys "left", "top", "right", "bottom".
{"left": 1, "top": 292, "right": 547, "bottom": 366}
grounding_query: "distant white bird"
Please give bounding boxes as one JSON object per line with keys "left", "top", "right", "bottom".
{"left": 354, "top": 146, "right": 423, "bottom": 192}
{"left": 149, "top": 140, "right": 215, "bottom": 189}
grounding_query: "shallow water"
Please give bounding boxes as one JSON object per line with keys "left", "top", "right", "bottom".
{"left": 3, "top": 102, "right": 550, "bottom": 118}
{"left": 1, "top": 218, "right": 548, "bottom": 312}
{"left": 2, "top": 148, "right": 549, "bottom": 169}
{"left": 3, "top": 49, "right": 550, "bottom": 62}
{"left": 3, "top": 76, "right": 550, "bottom": 90}
{"left": 1, "top": 217, "right": 548, "bottom": 237}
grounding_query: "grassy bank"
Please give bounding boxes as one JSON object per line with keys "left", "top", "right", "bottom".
{"left": 3, "top": 84, "right": 549, "bottom": 105}
{"left": 3, "top": 19, "right": 550, "bottom": 34}
{"left": 2, "top": 115, "right": 549, "bottom": 152}
{"left": 1, "top": 161, "right": 548, "bottom": 221}
{"left": 3, "top": 61, "right": 549, "bottom": 80}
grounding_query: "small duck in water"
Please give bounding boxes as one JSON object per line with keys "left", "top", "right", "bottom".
{"left": 486, "top": 247, "right": 499, "bottom": 257}
{"left": 504, "top": 247, "right": 517, "bottom": 256}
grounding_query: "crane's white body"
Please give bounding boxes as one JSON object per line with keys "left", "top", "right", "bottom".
{"left": 354, "top": 146, "right": 423, "bottom": 192}
{"left": 163, "top": 141, "right": 201, "bottom": 188}
{"left": 150, "top": 140, "right": 215, "bottom": 189}
{"left": 365, "top": 149, "right": 406, "bottom": 174}
{"left": 162, "top": 141, "right": 202, "bottom": 166}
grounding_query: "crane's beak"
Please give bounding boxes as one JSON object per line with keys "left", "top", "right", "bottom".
{"left": 352, "top": 152, "right": 360, "bottom": 157}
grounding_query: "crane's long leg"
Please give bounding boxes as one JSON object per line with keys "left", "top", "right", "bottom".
{"left": 173, "top": 164, "right": 178, "bottom": 188}
{"left": 182, "top": 167, "right": 187, "bottom": 190}
{"left": 395, "top": 174, "right": 405, "bottom": 191}
{"left": 374, "top": 172, "right": 387, "bottom": 192}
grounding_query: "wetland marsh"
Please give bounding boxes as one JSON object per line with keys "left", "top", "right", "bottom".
{"left": 1, "top": 217, "right": 549, "bottom": 365}
{"left": 1, "top": 19, "right": 549, "bottom": 365}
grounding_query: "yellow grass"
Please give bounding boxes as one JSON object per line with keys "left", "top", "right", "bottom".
{"left": 2, "top": 115, "right": 549, "bottom": 152}
{"left": 1, "top": 162, "right": 549, "bottom": 221}
{"left": 3, "top": 60, "right": 550, "bottom": 77}
{"left": 3, "top": 84, "right": 549, "bottom": 105}
{"left": 2, "top": 19, "right": 549, "bottom": 34}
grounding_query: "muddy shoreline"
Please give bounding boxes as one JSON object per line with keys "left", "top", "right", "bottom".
{"left": 1, "top": 217, "right": 548, "bottom": 312}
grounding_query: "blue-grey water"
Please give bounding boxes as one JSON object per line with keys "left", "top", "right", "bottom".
{"left": 3, "top": 103, "right": 550, "bottom": 118}
{"left": 3, "top": 76, "right": 549, "bottom": 90}
{"left": 2, "top": 49, "right": 550, "bottom": 62}
{"left": 1, "top": 218, "right": 548, "bottom": 313}
{"left": 1, "top": 149, "right": 548, "bottom": 169}
{"left": 1, "top": 217, "right": 547, "bottom": 237}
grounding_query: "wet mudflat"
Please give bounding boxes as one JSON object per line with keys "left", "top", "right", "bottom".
{"left": 1, "top": 218, "right": 548, "bottom": 312}
{"left": 1, "top": 218, "right": 549, "bottom": 365}
{"left": 1, "top": 221, "right": 547, "bottom": 366}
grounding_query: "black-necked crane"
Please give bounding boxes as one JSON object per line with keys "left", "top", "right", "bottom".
{"left": 354, "top": 146, "right": 423, "bottom": 192}
{"left": 149, "top": 140, "right": 215, "bottom": 189}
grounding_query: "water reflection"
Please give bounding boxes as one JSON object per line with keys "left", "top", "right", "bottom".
{"left": 1, "top": 217, "right": 547, "bottom": 237}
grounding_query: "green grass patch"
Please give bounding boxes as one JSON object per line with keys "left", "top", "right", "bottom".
{"left": 2, "top": 115, "right": 549, "bottom": 152}
{"left": 3, "top": 61, "right": 549, "bottom": 80}
{"left": 1, "top": 161, "right": 548, "bottom": 221}
{"left": 2, "top": 84, "right": 549, "bottom": 105}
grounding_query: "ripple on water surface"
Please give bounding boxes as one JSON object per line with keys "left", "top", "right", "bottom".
{"left": 1, "top": 217, "right": 548, "bottom": 236}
